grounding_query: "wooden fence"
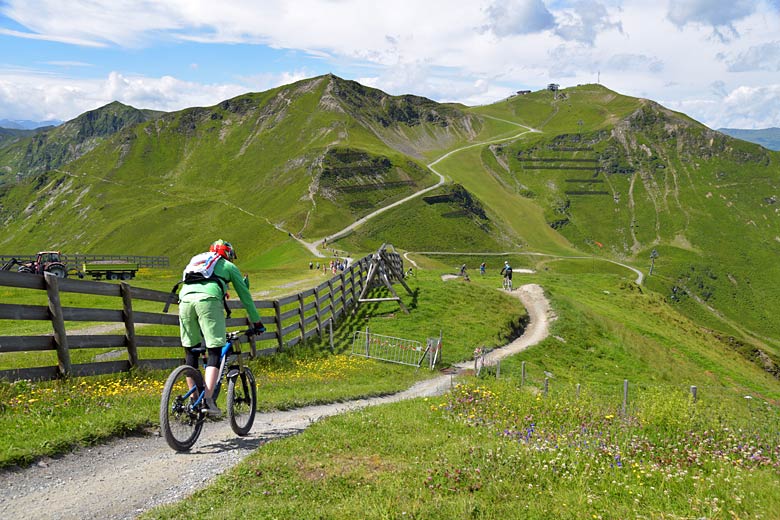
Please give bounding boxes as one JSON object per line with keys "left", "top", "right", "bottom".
{"left": 0, "top": 248, "right": 405, "bottom": 381}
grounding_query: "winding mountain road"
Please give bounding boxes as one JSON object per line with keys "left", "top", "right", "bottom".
{"left": 0, "top": 284, "right": 552, "bottom": 520}
{"left": 288, "top": 118, "right": 538, "bottom": 257}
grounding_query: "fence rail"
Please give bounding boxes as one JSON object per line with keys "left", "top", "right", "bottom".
{"left": 0, "top": 247, "right": 404, "bottom": 381}
{"left": 0, "top": 254, "right": 170, "bottom": 268}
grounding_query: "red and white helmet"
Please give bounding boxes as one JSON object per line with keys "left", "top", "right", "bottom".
{"left": 210, "top": 239, "right": 236, "bottom": 260}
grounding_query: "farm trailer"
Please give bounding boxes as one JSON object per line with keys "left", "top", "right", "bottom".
{"left": 81, "top": 261, "right": 139, "bottom": 280}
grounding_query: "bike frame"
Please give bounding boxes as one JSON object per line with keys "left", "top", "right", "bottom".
{"left": 186, "top": 331, "right": 247, "bottom": 410}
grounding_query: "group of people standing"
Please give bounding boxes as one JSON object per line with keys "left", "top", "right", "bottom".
{"left": 308, "top": 258, "right": 350, "bottom": 274}
{"left": 457, "top": 260, "right": 514, "bottom": 286}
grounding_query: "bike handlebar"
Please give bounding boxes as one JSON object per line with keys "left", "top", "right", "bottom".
{"left": 226, "top": 329, "right": 256, "bottom": 341}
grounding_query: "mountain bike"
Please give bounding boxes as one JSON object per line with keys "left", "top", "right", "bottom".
{"left": 160, "top": 329, "right": 258, "bottom": 452}
{"left": 502, "top": 275, "right": 512, "bottom": 291}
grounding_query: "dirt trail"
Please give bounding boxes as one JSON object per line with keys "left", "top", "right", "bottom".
{"left": 0, "top": 284, "right": 552, "bottom": 520}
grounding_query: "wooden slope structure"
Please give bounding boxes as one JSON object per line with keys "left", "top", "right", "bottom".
{"left": 355, "top": 244, "right": 413, "bottom": 313}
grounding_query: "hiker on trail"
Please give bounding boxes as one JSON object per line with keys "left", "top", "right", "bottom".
{"left": 309, "top": 261, "right": 313, "bottom": 270}
{"left": 178, "top": 239, "right": 264, "bottom": 417}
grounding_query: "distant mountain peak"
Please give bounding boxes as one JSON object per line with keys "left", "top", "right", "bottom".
{"left": 0, "top": 118, "right": 62, "bottom": 130}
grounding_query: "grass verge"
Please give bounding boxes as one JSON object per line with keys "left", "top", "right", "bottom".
{"left": 144, "top": 378, "right": 780, "bottom": 519}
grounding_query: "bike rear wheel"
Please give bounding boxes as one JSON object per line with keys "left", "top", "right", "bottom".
{"left": 160, "top": 365, "right": 205, "bottom": 451}
{"left": 227, "top": 367, "right": 257, "bottom": 436}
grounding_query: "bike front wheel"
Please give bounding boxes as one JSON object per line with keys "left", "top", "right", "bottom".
{"left": 160, "top": 365, "right": 205, "bottom": 451}
{"left": 227, "top": 367, "right": 257, "bottom": 436}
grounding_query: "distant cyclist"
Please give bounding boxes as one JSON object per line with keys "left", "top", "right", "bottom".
{"left": 500, "top": 260, "right": 513, "bottom": 290}
{"left": 178, "top": 240, "right": 264, "bottom": 417}
{"left": 480, "top": 262, "right": 486, "bottom": 275}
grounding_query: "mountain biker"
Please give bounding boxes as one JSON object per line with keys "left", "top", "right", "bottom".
{"left": 480, "top": 262, "right": 486, "bottom": 275}
{"left": 500, "top": 260, "right": 513, "bottom": 288}
{"left": 179, "top": 239, "right": 264, "bottom": 417}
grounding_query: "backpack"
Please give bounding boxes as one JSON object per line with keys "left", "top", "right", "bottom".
{"left": 182, "top": 252, "right": 221, "bottom": 284}
{"left": 163, "top": 252, "right": 232, "bottom": 317}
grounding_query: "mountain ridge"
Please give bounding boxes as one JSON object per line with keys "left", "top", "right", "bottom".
{"left": 0, "top": 118, "right": 62, "bottom": 130}
{"left": 0, "top": 76, "right": 778, "bottom": 350}
{"left": 0, "top": 101, "right": 164, "bottom": 179}
{"left": 718, "top": 127, "right": 780, "bottom": 151}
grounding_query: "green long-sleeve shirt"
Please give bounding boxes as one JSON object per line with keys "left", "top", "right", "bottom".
{"left": 179, "top": 257, "right": 261, "bottom": 323}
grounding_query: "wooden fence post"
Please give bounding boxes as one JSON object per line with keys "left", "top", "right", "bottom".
{"left": 543, "top": 377, "right": 549, "bottom": 396}
{"left": 576, "top": 383, "right": 581, "bottom": 398}
{"left": 314, "top": 286, "right": 322, "bottom": 339}
{"left": 273, "top": 300, "right": 283, "bottom": 350}
{"left": 349, "top": 266, "right": 358, "bottom": 307}
{"left": 297, "top": 293, "right": 306, "bottom": 342}
{"left": 521, "top": 361, "right": 526, "bottom": 386}
{"left": 365, "top": 326, "right": 370, "bottom": 357}
{"left": 690, "top": 385, "right": 698, "bottom": 403}
{"left": 327, "top": 279, "right": 335, "bottom": 318}
{"left": 339, "top": 272, "right": 346, "bottom": 309}
{"left": 329, "top": 319, "right": 334, "bottom": 352}
{"left": 496, "top": 359, "right": 501, "bottom": 379}
{"left": 120, "top": 282, "right": 138, "bottom": 368}
{"left": 45, "top": 273, "right": 71, "bottom": 378}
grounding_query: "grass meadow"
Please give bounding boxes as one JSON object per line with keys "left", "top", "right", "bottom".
{"left": 1, "top": 258, "right": 779, "bottom": 517}
{"left": 144, "top": 379, "right": 779, "bottom": 520}
{"left": 0, "top": 270, "right": 524, "bottom": 468}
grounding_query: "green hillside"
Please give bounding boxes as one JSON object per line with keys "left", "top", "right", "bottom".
{"left": 0, "top": 101, "right": 164, "bottom": 180}
{"left": 0, "top": 75, "right": 498, "bottom": 264}
{"left": 457, "top": 85, "right": 780, "bottom": 345}
{"left": 1, "top": 78, "right": 780, "bottom": 369}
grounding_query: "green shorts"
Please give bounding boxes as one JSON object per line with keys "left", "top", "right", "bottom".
{"left": 179, "top": 298, "right": 226, "bottom": 349}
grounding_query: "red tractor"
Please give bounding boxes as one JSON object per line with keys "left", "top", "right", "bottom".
{"left": 16, "top": 251, "right": 69, "bottom": 277}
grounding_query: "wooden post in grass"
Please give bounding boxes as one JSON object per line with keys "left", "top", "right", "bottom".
{"left": 329, "top": 319, "right": 334, "bottom": 352}
{"left": 365, "top": 326, "right": 370, "bottom": 357}
{"left": 544, "top": 377, "right": 549, "bottom": 396}
{"left": 273, "top": 300, "right": 283, "bottom": 350}
{"left": 314, "top": 286, "right": 322, "bottom": 339}
{"left": 496, "top": 359, "right": 501, "bottom": 379}
{"left": 120, "top": 282, "right": 138, "bottom": 368}
{"left": 45, "top": 272, "right": 71, "bottom": 378}
{"left": 297, "top": 293, "right": 305, "bottom": 342}
{"left": 521, "top": 361, "right": 526, "bottom": 386}
{"left": 576, "top": 383, "right": 581, "bottom": 398}
{"left": 622, "top": 379, "right": 629, "bottom": 415}
{"left": 690, "top": 385, "right": 698, "bottom": 403}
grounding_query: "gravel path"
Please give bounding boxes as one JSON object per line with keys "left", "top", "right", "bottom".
{"left": 0, "top": 284, "right": 552, "bottom": 520}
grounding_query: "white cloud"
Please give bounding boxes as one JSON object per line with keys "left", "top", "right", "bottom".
{"left": 43, "top": 61, "right": 93, "bottom": 68}
{"left": 482, "top": 0, "right": 555, "bottom": 37}
{"left": 234, "top": 70, "right": 313, "bottom": 93}
{"left": 0, "top": 70, "right": 249, "bottom": 120}
{"left": 0, "top": 27, "right": 106, "bottom": 47}
{"left": 726, "top": 41, "right": 780, "bottom": 72}
{"left": 667, "top": 0, "right": 757, "bottom": 27}
{"left": 553, "top": 0, "right": 623, "bottom": 45}
{"left": 0, "top": 1, "right": 779, "bottom": 128}
{"left": 667, "top": 0, "right": 758, "bottom": 41}
{"left": 664, "top": 84, "right": 780, "bottom": 129}
{"left": 605, "top": 54, "right": 664, "bottom": 74}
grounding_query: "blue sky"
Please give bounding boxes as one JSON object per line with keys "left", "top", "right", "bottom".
{"left": 0, "top": 0, "right": 778, "bottom": 129}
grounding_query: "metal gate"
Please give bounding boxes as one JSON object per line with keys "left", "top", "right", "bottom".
{"left": 352, "top": 328, "right": 429, "bottom": 368}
